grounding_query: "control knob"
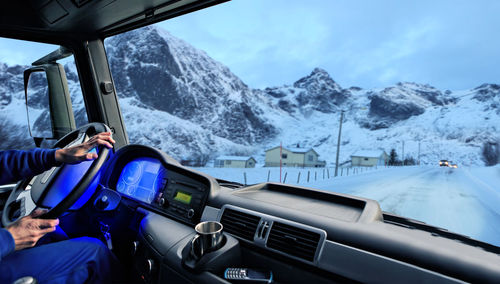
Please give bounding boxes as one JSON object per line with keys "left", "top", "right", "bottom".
{"left": 158, "top": 197, "right": 169, "bottom": 208}
{"left": 187, "top": 209, "right": 195, "bottom": 219}
{"left": 130, "top": 241, "right": 139, "bottom": 256}
{"left": 143, "top": 258, "right": 155, "bottom": 276}
{"left": 95, "top": 195, "right": 109, "bottom": 210}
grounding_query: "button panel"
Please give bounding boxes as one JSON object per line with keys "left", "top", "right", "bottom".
{"left": 153, "top": 175, "right": 207, "bottom": 224}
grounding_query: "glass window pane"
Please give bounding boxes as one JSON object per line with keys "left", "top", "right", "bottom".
{"left": 0, "top": 38, "right": 88, "bottom": 150}
{"left": 105, "top": 1, "right": 500, "bottom": 247}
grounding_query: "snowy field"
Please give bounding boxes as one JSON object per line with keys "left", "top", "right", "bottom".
{"left": 194, "top": 166, "right": 383, "bottom": 185}
{"left": 194, "top": 165, "right": 500, "bottom": 247}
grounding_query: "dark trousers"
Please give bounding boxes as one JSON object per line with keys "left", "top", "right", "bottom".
{"left": 0, "top": 236, "right": 119, "bottom": 284}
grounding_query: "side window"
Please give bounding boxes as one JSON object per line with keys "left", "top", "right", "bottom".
{"left": 0, "top": 38, "right": 87, "bottom": 151}
{"left": 64, "top": 61, "right": 88, "bottom": 128}
{"left": 308, "top": 155, "right": 314, "bottom": 161}
{"left": 282, "top": 154, "right": 288, "bottom": 159}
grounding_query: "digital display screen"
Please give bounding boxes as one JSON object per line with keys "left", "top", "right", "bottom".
{"left": 174, "top": 191, "right": 192, "bottom": 204}
{"left": 117, "top": 157, "right": 167, "bottom": 203}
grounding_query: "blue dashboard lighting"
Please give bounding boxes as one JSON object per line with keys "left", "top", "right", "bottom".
{"left": 41, "top": 148, "right": 101, "bottom": 209}
{"left": 117, "top": 157, "right": 167, "bottom": 203}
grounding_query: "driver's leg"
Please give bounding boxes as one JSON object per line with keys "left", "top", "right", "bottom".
{"left": 36, "top": 226, "right": 69, "bottom": 246}
{"left": 0, "top": 236, "right": 120, "bottom": 284}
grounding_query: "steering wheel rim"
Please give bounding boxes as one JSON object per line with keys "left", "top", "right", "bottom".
{"left": 2, "top": 123, "right": 111, "bottom": 227}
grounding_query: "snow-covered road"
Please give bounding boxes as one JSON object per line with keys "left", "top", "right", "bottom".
{"left": 196, "top": 165, "right": 500, "bottom": 246}
{"left": 308, "top": 166, "right": 500, "bottom": 247}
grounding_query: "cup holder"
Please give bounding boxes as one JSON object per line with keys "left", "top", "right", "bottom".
{"left": 181, "top": 223, "right": 241, "bottom": 273}
{"left": 190, "top": 221, "right": 225, "bottom": 260}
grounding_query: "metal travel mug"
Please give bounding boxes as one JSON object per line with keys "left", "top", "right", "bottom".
{"left": 191, "top": 221, "right": 224, "bottom": 259}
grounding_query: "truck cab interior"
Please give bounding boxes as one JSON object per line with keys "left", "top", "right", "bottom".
{"left": 1, "top": 1, "right": 500, "bottom": 283}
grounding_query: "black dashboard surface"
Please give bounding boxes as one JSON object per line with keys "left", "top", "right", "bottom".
{"left": 233, "top": 183, "right": 368, "bottom": 222}
{"left": 96, "top": 144, "right": 500, "bottom": 283}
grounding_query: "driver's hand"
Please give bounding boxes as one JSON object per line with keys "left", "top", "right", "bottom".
{"left": 5, "top": 209, "right": 59, "bottom": 250}
{"left": 55, "top": 132, "right": 115, "bottom": 164}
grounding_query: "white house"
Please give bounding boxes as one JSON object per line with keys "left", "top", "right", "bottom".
{"left": 265, "top": 146, "right": 326, "bottom": 167}
{"left": 351, "top": 150, "right": 389, "bottom": 167}
{"left": 214, "top": 156, "right": 257, "bottom": 168}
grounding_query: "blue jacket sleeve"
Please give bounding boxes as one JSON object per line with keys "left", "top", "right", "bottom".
{"left": 0, "top": 228, "right": 15, "bottom": 261}
{"left": 0, "top": 148, "right": 59, "bottom": 185}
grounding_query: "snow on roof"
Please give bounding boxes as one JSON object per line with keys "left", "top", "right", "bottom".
{"left": 351, "top": 150, "right": 386, "bottom": 158}
{"left": 287, "top": 147, "right": 313, "bottom": 153}
{"left": 264, "top": 146, "right": 319, "bottom": 155}
{"left": 215, "top": 156, "right": 254, "bottom": 161}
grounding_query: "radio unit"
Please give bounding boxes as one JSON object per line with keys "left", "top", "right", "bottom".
{"left": 154, "top": 177, "right": 207, "bottom": 223}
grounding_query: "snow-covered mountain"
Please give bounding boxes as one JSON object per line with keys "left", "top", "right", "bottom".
{"left": 0, "top": 63, "right": 44, "bottom": 149}
{"left": 104, "top": 27, "right": 278, "bottom": 163}
{"left": 0, "top": 26, "right": 498, "bottom": 166}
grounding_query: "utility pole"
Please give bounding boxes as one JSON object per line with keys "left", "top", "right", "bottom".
{"left": 418, "top": 141, "right": 421, "bottom": 165}
{"left": 334, "top": 110, "right": 344, "bottom": 177}
{"left": 280, "top": 142, "right": 282, "bottom": 183}
{"left": 402, "top": 141, "right": 405, "bottom": 166}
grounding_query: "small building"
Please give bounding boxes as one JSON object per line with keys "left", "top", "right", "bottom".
{"left": 265, "top": 146, "right": 326, "bottom": 167}
{"left": 214, "top": 156, "right": 256, "bottom": 168}
{"left": 351, "top": 150, "right": 389, "bottom": 167}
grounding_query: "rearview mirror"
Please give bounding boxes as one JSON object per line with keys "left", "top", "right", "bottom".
{"left": 25, "top": 69, "right": 54, "bottom": 144}
{"left": 24, "top": 63, "right": 76, "bottom": 147}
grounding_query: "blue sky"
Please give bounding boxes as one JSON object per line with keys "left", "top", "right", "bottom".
{"left": 158, "top": 0, "right": 500, "bottom": 90}
{"left": 1, "top": 0, "right": 499, "bottom": 90}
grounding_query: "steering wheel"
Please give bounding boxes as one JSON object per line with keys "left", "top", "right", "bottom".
{"left": 2, "top": 123, "right": 112, "bottom": 227}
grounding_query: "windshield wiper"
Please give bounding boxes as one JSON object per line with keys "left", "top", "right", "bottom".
{"left": 383, "top": 212, "right": 500, "bottom": 255}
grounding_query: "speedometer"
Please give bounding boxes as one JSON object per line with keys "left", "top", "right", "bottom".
{"left": 117, "top": 157, "right": 167, "bottom": 203}
{"left": 121, "top": 161, "right": 142, "bottom": 185}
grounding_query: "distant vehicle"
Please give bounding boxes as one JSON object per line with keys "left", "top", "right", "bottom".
{"left": 439, "top": 160, "right": 449, "bottom": 167}
{"left": 450, "top": 164, "right": 458, "bottom": 168}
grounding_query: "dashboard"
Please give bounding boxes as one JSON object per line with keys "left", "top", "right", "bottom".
{"left": 103, "top": 145, "right": 215, "bottom": 225}
{"left": 92, "top": 144, "right": 500, "bottom": 284}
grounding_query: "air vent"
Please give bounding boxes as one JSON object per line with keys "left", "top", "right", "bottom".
{"left": 267, "top": 222, "right": 321, "bottom": 262}
{"left": 220, "top": 208, "right": 261, "bottom": 241}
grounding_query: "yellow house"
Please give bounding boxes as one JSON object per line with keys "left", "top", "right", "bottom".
{"left": 265, "top": 146, "right": 326, "bottom": 167}
{"left": 214, "top": 156, "right": 257, "bottom": 168}
{"left": 351, "top": 150, "right": 389, "bottom": 167}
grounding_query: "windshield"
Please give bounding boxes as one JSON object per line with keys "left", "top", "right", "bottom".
{"left": 105, "top": 0, "right": 500, "bottom": 247}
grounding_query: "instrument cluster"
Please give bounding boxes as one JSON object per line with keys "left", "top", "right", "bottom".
{"left": 106, "top": 145, "right": 212, "bottom": 225}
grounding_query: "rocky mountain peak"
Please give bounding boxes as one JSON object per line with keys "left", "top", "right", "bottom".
{"left": 310, "top": 67, "right": 330, "bottom": 76}
{"left": 105, "top": 26, "right": 277, "bottom": 151}
{"left": 361, "top": 81, "right": 457, "bottom": 130}
{"left": 391, "top": 82, "right": 453, "bottom": 106}
{"left": 286, "top": 68, "right": 349, "bottom": 113}
{"left": 294, "top": 67, "right": 342, "bottom": 92}
{"left": 473, "top": 83, "right": 500, "bottom": 102}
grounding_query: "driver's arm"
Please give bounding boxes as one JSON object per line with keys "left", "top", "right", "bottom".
{"left": 0, "top": 209, "right": 58, "bottom": 261}
{"left": 0, "top": 132, "right": 115, "bottom": 184}
{"left": 0, "top": 132, "right": 114, "bottom": 260}
{"left": 0, "top": 148, "right": 59, "bottom": 185}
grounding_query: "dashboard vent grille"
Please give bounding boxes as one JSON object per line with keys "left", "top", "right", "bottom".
{"left": 267, "top": 222, "right": 321, "bottom": 262}
{"left": 220, "top": 208, "right": 261, "bottom": 241}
